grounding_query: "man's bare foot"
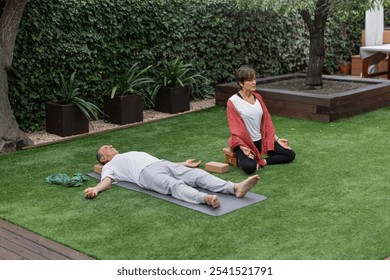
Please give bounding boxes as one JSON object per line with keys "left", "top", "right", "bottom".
{"left": 234, "top": 175, "right": 260, "bottom": 198}
{"left": 204, "top": 195, "right": 220, "bottom": 208}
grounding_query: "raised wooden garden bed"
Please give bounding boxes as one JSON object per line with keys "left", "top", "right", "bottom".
{"left": 215, "top": 73, "right": 390, "bottom": 122}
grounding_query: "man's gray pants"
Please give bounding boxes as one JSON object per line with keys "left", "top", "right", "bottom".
{"left": 138, "top": 161, "right": 235, "bottom": 204}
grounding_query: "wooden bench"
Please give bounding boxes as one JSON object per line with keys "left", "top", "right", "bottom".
{"left": 351, "top": 30, "right": 390, "bottom": 77}
{"left": 222, "top": 147, "right": 237, "bottom": 167}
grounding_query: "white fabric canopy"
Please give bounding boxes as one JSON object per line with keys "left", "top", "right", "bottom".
{"left": 365, "top": 3, "right": 384, "bottom": 46}
{"left": 365, "top": 2, "right": 384, "bottom": 73}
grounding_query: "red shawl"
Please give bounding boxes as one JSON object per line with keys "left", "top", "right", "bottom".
{"left": 227, "top": 91, "right": 275, "bottom": 167}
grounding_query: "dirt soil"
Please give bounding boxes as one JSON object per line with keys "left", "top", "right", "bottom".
{"left": 259, "top": 77, "right": 372, "bottom": 95}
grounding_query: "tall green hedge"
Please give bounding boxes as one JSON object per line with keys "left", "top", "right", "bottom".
{"left": 8, "top": 0, "right": 363, "bottom": 131}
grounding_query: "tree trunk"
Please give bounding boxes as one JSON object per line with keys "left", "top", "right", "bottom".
{"left": 299, "top": 0, "right": 330, "bottom": 88}
{"left": 0, "top": 0, "right": 32, "bottom": 155}
{"left": 306, "top": 30, "right": 326, "bottom": 88}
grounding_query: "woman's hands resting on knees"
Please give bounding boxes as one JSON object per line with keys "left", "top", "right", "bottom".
{"left": 276, "top": 138, "right": 292, "bottom": 150}
{"left": 240, "top": 146, "right": 255, "bottom": 159}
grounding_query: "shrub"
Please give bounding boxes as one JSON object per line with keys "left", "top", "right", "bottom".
{"left": 9, "top": 0, "right": 363, "bottom": 131}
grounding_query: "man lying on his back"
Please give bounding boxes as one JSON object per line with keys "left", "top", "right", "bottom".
{"left": 84, "top": 145, "right": 260, "bottom": 208}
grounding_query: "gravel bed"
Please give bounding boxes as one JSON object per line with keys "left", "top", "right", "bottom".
{"left": 26, "top": 99, "right": 216, "bottom": 146}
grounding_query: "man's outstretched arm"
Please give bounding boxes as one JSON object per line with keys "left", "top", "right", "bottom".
{"left": 84, "top": 176, "right": 114, "bottom": 199}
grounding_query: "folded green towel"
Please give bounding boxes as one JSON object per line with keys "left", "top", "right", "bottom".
{"left": 45, "top": 172, "right": 89, "bottom": 187}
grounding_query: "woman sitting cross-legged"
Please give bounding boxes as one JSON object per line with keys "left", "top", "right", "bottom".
{"left": 226, "top": 65, "right": 296, "bottom": 174}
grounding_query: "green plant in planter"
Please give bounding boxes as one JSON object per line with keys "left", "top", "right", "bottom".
{"left": 46, "top": 71, "right": 102, "bottom": 137}
{"left": 339, "top": 60, "right": 351, "bottom": 75}
{"left": 153, "top": 58, "right": 209, "bottom": 114}
{"left": 154, "top": 58, "right": 208, "bottom": 95}
{"left": 110, "top": 63, "right": 154, "bottom": 99}
{"left": 104, "top": 63, "right": 155, "bottom": 125}
{"left": 57, "top": 71, "right": 101, "bottom": 120}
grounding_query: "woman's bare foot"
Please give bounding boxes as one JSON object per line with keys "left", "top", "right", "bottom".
{"left": 204, "top": 195, "right": 220, "bottom": 208}
{"left": 234, "top": 175, "right": 260, "bottom": 198}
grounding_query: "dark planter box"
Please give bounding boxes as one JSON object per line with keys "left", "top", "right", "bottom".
{"left": 104, "top": 94, "right": 143, "bottom": 125}
{"left": 215, "top": 73, "right": 390, "bottom": 122}
{"left": 154, "top": 86, "right": 190, "bottom": 114}
{"left": 45, "top": 102, "right": 89, "bottom": 137}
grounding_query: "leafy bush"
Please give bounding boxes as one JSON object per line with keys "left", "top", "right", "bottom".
{"left": 8, "top": 0, "right": 363, "bottom": 131}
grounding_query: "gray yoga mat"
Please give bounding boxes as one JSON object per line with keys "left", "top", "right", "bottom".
{"left": 88, "top": 172, "right": 267, "bottom": 216}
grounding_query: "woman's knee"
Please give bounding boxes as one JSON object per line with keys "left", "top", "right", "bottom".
{"left": 240, "top": 161, "right": 257, "bottom": 174}
{"left": 235, "top": 147, "right": 258, "bottom": 174}
{"left": 287, "top": 150, "right": 296, "bottom": 163}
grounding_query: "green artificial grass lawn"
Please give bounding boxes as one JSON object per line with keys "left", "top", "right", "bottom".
{"left": 1, "top": 106, "right": 389, "bottom": 260}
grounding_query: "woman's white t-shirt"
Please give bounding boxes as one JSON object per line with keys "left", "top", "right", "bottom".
{"left": 229, "top": 94, "right": 263, "bottom": 141}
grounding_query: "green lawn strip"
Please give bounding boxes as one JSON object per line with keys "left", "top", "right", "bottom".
{"left": 0, "top": 106, "right": 389, "bottom": 259}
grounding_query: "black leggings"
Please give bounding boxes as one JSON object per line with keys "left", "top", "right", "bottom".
{"left": 235, "top": 140, "right": 296, "bottom": 174}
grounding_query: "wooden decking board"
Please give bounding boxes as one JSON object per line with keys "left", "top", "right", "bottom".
{"left": 1, "top": 224, "right": 76, "bottom": 259}
{"left": 0, "top": 235, "right": 47, "bottom": 259}
{"left": 0, "top": 228, "right": 71, "bottom": 260}
{"left": 0, "top": 246, "right": 24, "bottom": 260}
{"left": 0, "top": 219, "right": 93, "bottom": 260}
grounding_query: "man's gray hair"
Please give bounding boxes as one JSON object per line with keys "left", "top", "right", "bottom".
{"left": 96, "top": 151, "right": 104, "bottom": 164}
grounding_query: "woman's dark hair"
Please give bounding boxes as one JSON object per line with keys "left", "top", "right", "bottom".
{"left": 236, "top": 65, "right": 256, "bottom": 89}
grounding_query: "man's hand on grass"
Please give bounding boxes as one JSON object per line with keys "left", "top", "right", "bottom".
{"left": 84, "top": 187, "right": 98, "bottom": 199}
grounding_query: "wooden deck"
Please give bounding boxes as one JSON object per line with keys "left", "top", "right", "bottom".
{"left": 0, "top": 219, "right": 93, "bottom": 260}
